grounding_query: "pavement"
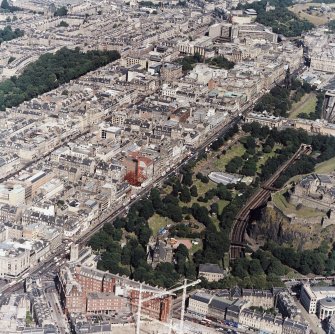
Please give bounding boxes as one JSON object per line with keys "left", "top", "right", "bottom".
{"left": 293, "top": 296, "right": 324, "bottom": 334}
{"left": 110, "top": 319, "right": 219, "bottom": 334}
{"left": 46, "top": 291, "right": 70, "bottom": 334}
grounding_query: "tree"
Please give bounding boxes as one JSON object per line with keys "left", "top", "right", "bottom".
{"left": 114, "top": 217, "right": 126, "bottom": 229}
{"left": 226, "top": 156, "right": 243, "bottom": 173}
{"left": 243, "top": 136, "right": 256, "bottom": 151}
{"left": 241, "top": 159, "right": 257, "bottom": 177}
{"left": 175, "top": 245, "right": 189, "bottom": 275}
{"left": 232, "top": 258, "right": 249, "bottom": 278}
{"left": 179, "top": 186, "right": 191, "bottom": 203}
{"left": 138, "top": 199, "right": 154, "bottom": 219}
{"left": 266, "top": 259, "right": 286, "bottom": 276}
{"left": 138, "top": 225, "right": 152, "bottom": 246}
{"left": 154, "top": 263, "right": 180, "bottom": 288}
{"left": 166, "top": 203, "right": 183, "bottom": 222}
{"left": 88, "top": 230, "right": 110, "bottom": 250}
{"left": 217, "top": 184, "right": 232, "bottom": 201}
{"left": 58, "top": 20, "right": 69, "bottom": 27}
{"left": 1, "top": 0, "right": 9, "bottom": 9}
{"left": 171, "top": 180, "right": 182, "bottom": 196}
{"left": 54, "top": 6, "right": 68, "bottom": 16}
{"left": 210, "top": 202, "right": 219, "bottom": 215}
{"left": 207, "top": 56, "right": 234, "bottom": 70}
{"left": 190, "top": 185, "right": 198, "bottom": 197}
{"left": 196, "top": 172, "right": 203, "bottom": 180}
{"left": 176, "top": 244, "right": 189, "bottom": 258}
{"left": 121, "top": 246, "right": 131, "bottom": 265}
{"left": 201, "top": 176, "right": 209, "bottom": 183}
{"left": 192, "top": 203, "right": 211, "bottom": 226}
{"left": 112, "top": 228, "right": 122, "bottom": 241}
{"left": 103, "top": 222, "right": 114, "bottom": 235}
{"left": 131, "top": 245, "right": 146, "bottom": 268}
{"left": 150, "top": 188, "right": 164, "bottom": 210}
{"left": 249, "top": 259, "right": 264, "bottom": 276}
{"left": 182, "top": 171, "right": 193, "bottom": 187}
{"left": 185, "top": 261, "right": 197, "bottom": 279}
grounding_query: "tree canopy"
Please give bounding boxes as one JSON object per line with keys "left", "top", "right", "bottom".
{"left": 237, "top": 0, "right": 314, "bottom": 37}
{"left": 0, "top": 47, "right": 120, "bottom": 111}
{"left": 1, "top": 0, "right": 21, "bottom": 12}
{"left": 0, "top": 26, "right": 23, "bottom": 44}
{"left": 54, "top": 6, "right": 68, "bottom": 17}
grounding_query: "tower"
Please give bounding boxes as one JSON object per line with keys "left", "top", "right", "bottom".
{"left": 70, "top": 244, "right": 79, "bottom": 262}
{"left": 322, "top": 90, "right": 335, "bottom": 123}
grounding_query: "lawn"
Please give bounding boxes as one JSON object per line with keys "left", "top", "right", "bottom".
{"left": 217, "top": 199, "right": 229, "bottom": 214}
{"left": 272, "top": 191, "right": 324, "bottom": 219}
{"left": 288, "top": 3, "right": 335, "bottom": 25}
{"left": 191, "top": 240, "right": 203, "bottom": 255}
{"left": 214, "top": 143, "right": 246, "bottom": 171}
{"left": 193, "top": 179, "right": 216, "bottom": 196}
{"left": 288, "top": 93, "right": 317, "bottom": 119}
{"left": 212, "top": 217, "right": 220, "bottom": 231}
{"left": 148, "top": 214, "right": 172, "bottom": 236}
{"left": 315, "top": 157, "right": 335, "bottom": 174}
{"left": 256, "top": 144, "right": 282, "bottom": 173}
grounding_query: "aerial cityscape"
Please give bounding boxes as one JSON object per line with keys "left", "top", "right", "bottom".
{"left": 0, "top": 0, "right": 334, "bottom": 333}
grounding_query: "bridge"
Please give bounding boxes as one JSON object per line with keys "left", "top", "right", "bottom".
{"left": 229, "top": 144, "right": 312, "bottom": 260}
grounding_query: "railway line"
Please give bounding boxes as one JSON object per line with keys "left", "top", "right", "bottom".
{"left": 229, "top": 144, "right": 312, "bottom": 260}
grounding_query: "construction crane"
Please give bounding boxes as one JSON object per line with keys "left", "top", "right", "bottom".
{"left": 132, "top": 278, "right": 201, "bottom": 334}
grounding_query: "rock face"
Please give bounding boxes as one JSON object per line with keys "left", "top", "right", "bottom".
{"left": 250, "top": 204, "right": 334, "bottom": 251}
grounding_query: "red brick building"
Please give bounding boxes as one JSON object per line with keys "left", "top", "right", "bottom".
{"left": 57, "top": 265, "right": 172, "bottom": 321}
{"left": 123, "top": 152, "right": 153, "bottom": 186}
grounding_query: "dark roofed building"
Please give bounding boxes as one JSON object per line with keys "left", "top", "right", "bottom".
{"left": 199, "top": 263, "right": 224, "bottom": 282}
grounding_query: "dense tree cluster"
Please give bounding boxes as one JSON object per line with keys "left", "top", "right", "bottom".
{"left": 211, "top": 124, "right": 239, "bottom": 150}
{"left": 225, "top": 138, "right": 258, "bottom": 176}
{"left": 1, "top": 0, "right": 20, "bottom": 12}
{"left": 0, "top": 47, "right": 120, "bottom": 111}
{"left": 90, "top": 187, "right": 200, "bottom": 287}
{"left": 254, "top": 86, "right": 291, "bottom": 117}
{"left": 207, "top": 56, "right": 235, "bottom": 70}
{"left": 233, "top": 250, "right": 288, "bottom": 278}
{"left": 199, "top": 248, "right": 285, "bottom": 289}
{"left": 0, "top": 26, "right": 23, "bottom": 44}
{"left": 328, "top": 20, "right": 335, "bottom": 32}
{"left": 58, "top": 20, "right": 69, "bottom": 28}
{"left": 178, "top": 54, "right": 235, "bottom": 72}
{"left": 138, "top": 1, "right": 158, "bottom": 7}
{"left": 254, "top": 81, "right": 313, "bottom": 117}
{"left": 313, "top": 0, "right": 335, "bottom": 3}
{"left": 237, "top": 0, "right": 314, "bottom": 37}
{"left": 264, "top": 241, "right": 335, "bottom": 276}
{"left": 177, "top": 53, "right": 202, "bottom": 71}
{"left": 54, "top": 6, "right": 68, "bottom": 16}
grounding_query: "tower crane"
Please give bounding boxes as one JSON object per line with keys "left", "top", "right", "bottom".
{"left": 130, "top": 278, "right": 201, "bottom": 334}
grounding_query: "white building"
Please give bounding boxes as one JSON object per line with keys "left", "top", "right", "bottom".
{"left": 188, "top": 292, "right": 213, "bottom": 316}
{"left": 0, "top": 243, "right": 30, "bottom": 278}
{"left": 0, "top": 184, "right": 25, "bottom": 206}
{"left": 300, "top": 284, "right": 335, "bottom": 319}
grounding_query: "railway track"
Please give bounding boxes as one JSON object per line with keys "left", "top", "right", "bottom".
{"left": 229, "top": 144, "right": 312, "bottom": 260}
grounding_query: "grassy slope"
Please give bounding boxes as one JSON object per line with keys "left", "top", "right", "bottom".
{"left": 288, "top": 92, "right": 317, "bottom": 119}
{"left": 315, "top": 157, "right": 335, "bottom": 174}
